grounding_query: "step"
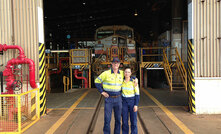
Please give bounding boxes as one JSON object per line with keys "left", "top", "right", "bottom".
{"left": 172, "top": 75, "right": 181, "bottom": 78}
{"left": 172, "top": 80, "right": 183, "bottom": 83}
{"left": 172, "top": 83, "right": 184, "bottom": 85}
{"left": 172, "top": 77, "right": 182, "bottom": 79}
{"left": 173, "top": 87, "right": 185, "bottom": 89}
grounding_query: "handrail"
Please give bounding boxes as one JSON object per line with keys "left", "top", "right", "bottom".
{"left": 93, "top": 47, "right": 131, "bottom": 63}
{"left": 110, "top": 46, "right": 119, "bottom": 60}
{"left": 140, "top": 47, "right": 165, "bottom": 62}
{"left": 120, "top": 47, "right": 127, "bottom": 61}
{"left": 175, "top": 48, "right": 187, "bottom": 91}
{"left": 0, "top": 88, "right": 39, "bottom": 97}
{"left": 163, "top": 49, "right": 173, "bottom": 91}
{"left": 45, "top": 53, "right": 58, "bottom": 69}
{"left": 91, "top": 50, "right": 104, "bottom": 73}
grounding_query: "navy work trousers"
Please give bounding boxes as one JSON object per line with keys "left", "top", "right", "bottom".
{"left": 122, "top": 98, "right": 138, "bottom": 134}
{"left": 103, "top": 96, "right": 122, "bottom": 134}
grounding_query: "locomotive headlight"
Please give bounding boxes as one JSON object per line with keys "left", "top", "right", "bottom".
{"left": 124, "top": 55, "right": 129, "bottom": 61}
{"left": 101, "top": 55, "right": 106, "bottom": 61}
{"left": 112, "top": 37, "right": 117, "bottom": 44}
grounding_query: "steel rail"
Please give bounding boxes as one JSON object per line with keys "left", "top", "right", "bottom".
{"left": 87, "top": 95, "right": 104, "bottom": 134}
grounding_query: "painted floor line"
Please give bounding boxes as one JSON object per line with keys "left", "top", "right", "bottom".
{"left": 47, "top": 106, "right": 187, "bottom": 111}
{"left": 47, "top": 107, "right": 96, "bottom": 111}
{"left": 141, "top": 88, "right": 194, "bottom": 134}
{"left": 45, "top": 90, "right": 90, "bottom": 134}
{"left": 139, "top": 106, "right": 187, "bottom": 108}
{"left": 137, "top": 117, "right": 145, "bottom": 134}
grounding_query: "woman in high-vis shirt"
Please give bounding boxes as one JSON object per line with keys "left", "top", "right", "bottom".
{"left": 121, "top": 67, "right": 140, "bottom": 134}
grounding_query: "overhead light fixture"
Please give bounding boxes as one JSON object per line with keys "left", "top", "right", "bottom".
{"left": 134, "top": 9, "right": 138, "bottom": 16}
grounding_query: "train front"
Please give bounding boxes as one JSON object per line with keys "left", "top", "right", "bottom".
{"left": 92, "top": 25, "right": 137, "bottom": 76}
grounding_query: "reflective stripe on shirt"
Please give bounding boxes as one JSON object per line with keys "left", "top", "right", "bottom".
{"left": 103, "top": 88, "right": 121, "bottom": 92}
{"left": 122, "top": 87, "right": 134, "bottom": 90}
{"left": 103, "top": 82, "right": 122, "bottom": 86}
{"left": 97, "top": 77, "right": 103, "bottom": 82}
{"left": 122, "top": 94, "right": 135, "bottom": 97}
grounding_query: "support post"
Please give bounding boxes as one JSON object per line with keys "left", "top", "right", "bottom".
{"left": 139, "top": 66, "right": 143, "bottom": 88}
{"left": 89, "top": 65, "right": 91, "bottom": 88}
{"left": 144, "top": 69, "right": 148, "bottom": 88}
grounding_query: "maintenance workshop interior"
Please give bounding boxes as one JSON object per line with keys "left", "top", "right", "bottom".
{"left": 0, "top": 0, "right": 221, "bottom": 134}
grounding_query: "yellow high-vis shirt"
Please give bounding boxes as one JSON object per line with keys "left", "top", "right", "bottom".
{"left": 95, "top": 69, "right": 124, "bottom": 92}
{"left": 121, "top": 80, "right": 139, "bottom": 98}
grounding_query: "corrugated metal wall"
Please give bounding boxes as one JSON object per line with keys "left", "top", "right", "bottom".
{"left": 194, "top": 0, "right": 221, "bottom": 77}
{"left": 0, "top": 0, "right": 14, "bottom": 67}
{"left": 0, "top": 0, "right": 41, "bottom": 81}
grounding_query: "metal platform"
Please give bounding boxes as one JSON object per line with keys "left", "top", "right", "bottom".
{"left": 23, "top": 88, "right": 221, "bottom": 134}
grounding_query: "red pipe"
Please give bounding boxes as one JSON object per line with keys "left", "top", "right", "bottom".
{"left": 49, "top": 58, "right": 69, "bottom": 75}
{"left": 0, "top": 44, "right": 37, "bottom": 94}
{"left": 0, "top": 44, "right": 37, "bottom": 121}
{"left": 74, "top": 69, "right": 88, "bottom": 88}
{"left": 4, "top": 58, "right": 37, "bottom": 88}
{"left": 0, "top": 44, "right": 25, "bottom": 60}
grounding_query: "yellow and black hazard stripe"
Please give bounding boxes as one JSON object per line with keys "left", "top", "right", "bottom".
{"left": 187, "top": 39, "right": 195, "bottom": 113}
{"left": 39, "top": 43, "right": 46, "bottom": 116}
{"left": 144, "top": 63, "right": 163, "bottom": 68}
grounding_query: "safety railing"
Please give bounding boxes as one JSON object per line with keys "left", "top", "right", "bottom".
{"left": 110, "top": 47, "right": 119, "bottom": 60}
{"left": 175, "top": 48, "right": 187, "bottom": 91}
{"left": 45, "top": 53, "right": 58, "bottom": 69}
{"left": 140, "top": 47, "right": 164, "bottom": 62}
{"left": 70, "top": 49, "right": 91, "bottom": 65}
{"left": 95, "top": 47, "right": 132, "bottom": 63}
{"left": 163, "top": 49, "right": 173, "bottom": 91}
{"left": 0, "top": 88, "right": 40, "bottom": 134}
{"left": 110, "top": 47, "right": 129, "bottom": 60}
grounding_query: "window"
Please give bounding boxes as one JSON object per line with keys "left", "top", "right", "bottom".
{"left": 97, "top": 30, "right": 114, "bottom": 39}
{"left": 115, "top": 30, "right": 133, "bottom": 38}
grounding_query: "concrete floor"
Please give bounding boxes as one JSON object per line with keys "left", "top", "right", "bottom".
{"left": 23, "top": 88, "right": 221, "bottom": 134}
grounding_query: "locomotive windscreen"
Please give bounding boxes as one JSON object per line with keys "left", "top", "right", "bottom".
{"left": 97, "top": 31, "right": 114, "bottom": 39}
{"left": 115, "top": 30, "right": 133, "bottom": 38}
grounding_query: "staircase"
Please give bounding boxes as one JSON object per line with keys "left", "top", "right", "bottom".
{"left": 163, "top": 49, "right": 172, "bottom": 91}
{"left": 139, "top": 47, "right": 187, "bottom": 91}
{"left": 171, "top": 63, "right": 186, "bottom": 90}
{"left": 163, "top": 47, "right": 187, "bottom": 91}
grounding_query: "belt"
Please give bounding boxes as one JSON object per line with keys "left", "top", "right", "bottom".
{"left": 110, "top": 94, "right": 121, "bottom": 98}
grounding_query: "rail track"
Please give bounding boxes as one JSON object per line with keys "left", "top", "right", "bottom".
{"left": 86, "top": 95, "right": 149, "bottom": 134}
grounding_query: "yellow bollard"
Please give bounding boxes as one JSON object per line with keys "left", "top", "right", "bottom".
{"left": 63, "top": 76, "right": 70, "bottom": 93}
{"left": 66, "top": 77, "right": 69, "bottom": 92}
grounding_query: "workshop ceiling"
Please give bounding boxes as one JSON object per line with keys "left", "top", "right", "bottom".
{"left": 44, "top": 0, "right": 173, "bottom": 41}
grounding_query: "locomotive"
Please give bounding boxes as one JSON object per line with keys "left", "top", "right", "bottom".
{"left": 92, "top": 25, "right": 138, "bottom": 76}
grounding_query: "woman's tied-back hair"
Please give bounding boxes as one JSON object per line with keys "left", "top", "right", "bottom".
{"left": 124, "top": 67, "right": 131, "bottom": 71}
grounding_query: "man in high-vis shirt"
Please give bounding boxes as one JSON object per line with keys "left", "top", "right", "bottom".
{"left": 95, "top": 57, "right": 124, "bottom": 134}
